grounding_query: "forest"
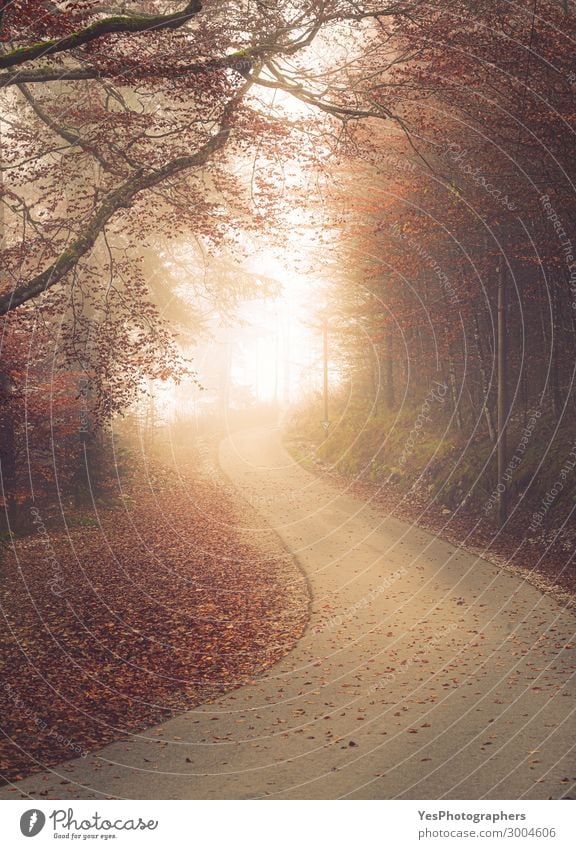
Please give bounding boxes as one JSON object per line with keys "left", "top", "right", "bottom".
{"left": 1, "top": 0, "right": 576, "bottom": 803}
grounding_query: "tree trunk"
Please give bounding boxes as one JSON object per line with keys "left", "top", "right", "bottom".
{"left": 0, "top": 372, "right": 18, "bottom": 532}
{"left": 497, "top": 261, "right": 509, "bottom": 527}
{"left": 472, "top": 311, "right": 496, "bottom": 442}
{"left": 445, "top": 329, "right": 463, "bottom": 430}
{"left": 385, "top": 328, "right": 395, "bottom": 410}
{"left": 550, "top": 275, "right": 562, "bottom": 419}
{"left": 0, "top": 86, "right": 18, "bottom": 532}
{"left": 322, "top": 318, "right": 329, "bottom": 424}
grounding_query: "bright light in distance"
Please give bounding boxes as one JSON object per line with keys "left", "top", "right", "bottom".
{"left": 148, "top": 253, "right": 325, "bottom": 425}
{"left": 230, "top": 253, "right": 321, "bottom": 404}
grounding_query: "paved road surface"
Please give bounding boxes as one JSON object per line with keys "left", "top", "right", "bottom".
{"left": 2, "top": 426, "right": 575, "bottom": 799}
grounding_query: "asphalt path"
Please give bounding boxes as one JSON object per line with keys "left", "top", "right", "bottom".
{"left": 2, "top": 425, "right": 575, "bottom": 799}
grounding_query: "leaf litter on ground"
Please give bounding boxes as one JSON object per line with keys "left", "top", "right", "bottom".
{"left": 0, "top": 446, "right": 310, "bottom": 784}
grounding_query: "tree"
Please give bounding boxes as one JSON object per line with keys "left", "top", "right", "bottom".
{"left": 1, "top": 1, "right": 422, "bottom": 316}
{"left": 304, "top": 0, "right": 576, "bottom": 522}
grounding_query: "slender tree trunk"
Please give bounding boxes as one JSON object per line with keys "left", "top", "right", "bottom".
{"left": 369, "top": 350, "right": 378, "bottom": 416}
{"left": 145, "top": 379, "right": 156, "bottom": 446}
{"left": 0, "top": 83, "right": 18, "bottom": 532}
{"left": 497, "top": 261, "right": 509, "bottom": 527}
{"left": 0, "top": 372, "right": 18, "bottom": 532}
{"left": 385, "top": 328, "right": 395, "bottom": 410}
{"left": 445, "top": 328, "right": 463, "bottom": 430}
{"left": 472, "top": 311, "right": 496, "bottom": 442}
{"left": 219, "top": 336, "right": 232, "bottom": 421}
{"left": 550, "top": 275, "right": 562, "bottom": 419}
{"left": 322, "top": 318, "right": 329, "bottom": 424}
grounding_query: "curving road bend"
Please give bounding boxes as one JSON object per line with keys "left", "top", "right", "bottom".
{"left": 2, "top": 425, "right": 576, "bottom": 800}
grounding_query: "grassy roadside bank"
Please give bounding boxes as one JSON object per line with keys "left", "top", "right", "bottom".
{"left": 285, "top": 397, "right": 576, "bottom": 599}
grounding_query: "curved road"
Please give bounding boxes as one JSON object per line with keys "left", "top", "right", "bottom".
{"left": 2, "top": 426, "right": 576, "bottom": 799}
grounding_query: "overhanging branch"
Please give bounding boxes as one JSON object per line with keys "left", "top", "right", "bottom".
{"left": 0, "top": 1, "right": 202, "bottom": 70}
{"left": 0, "top": 53, "right": 255, "bottom": 89}
{"left": 254, "top": 61, "right": 395, "bottom": 122}
{"left": 0, "top": 85, "right": 249, "bottom": 315}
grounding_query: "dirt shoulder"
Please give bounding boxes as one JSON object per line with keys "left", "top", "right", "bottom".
{"left": 285, "top": 434, "right": 576, "bottom": 610}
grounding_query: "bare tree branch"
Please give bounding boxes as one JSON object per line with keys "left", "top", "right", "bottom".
{"left": 0, "top": 84, "right": 250, "bottom": 315}
{"left": 17, "top": 83, "right": 117, "bottom": 173}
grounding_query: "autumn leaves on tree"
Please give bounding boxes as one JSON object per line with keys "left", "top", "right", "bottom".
{"left": 301, "top": 1, "right": 576, "bottom": 527}
{"left": 1, "top": 1, "right": 575, "bottom": 529}
{"left": 0, "top": 0, "right": 407, "bottom": 520}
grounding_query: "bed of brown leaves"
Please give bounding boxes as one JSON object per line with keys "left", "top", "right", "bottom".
{"left": 0, "top": 452, "right": 310, "bottom": 784}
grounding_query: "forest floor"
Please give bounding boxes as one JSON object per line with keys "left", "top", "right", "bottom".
{"left": 0, "top": 439, "right": 310, "bottom": 784}
{"left": 1, "top": 425, "right": 574, "bottom": 800}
